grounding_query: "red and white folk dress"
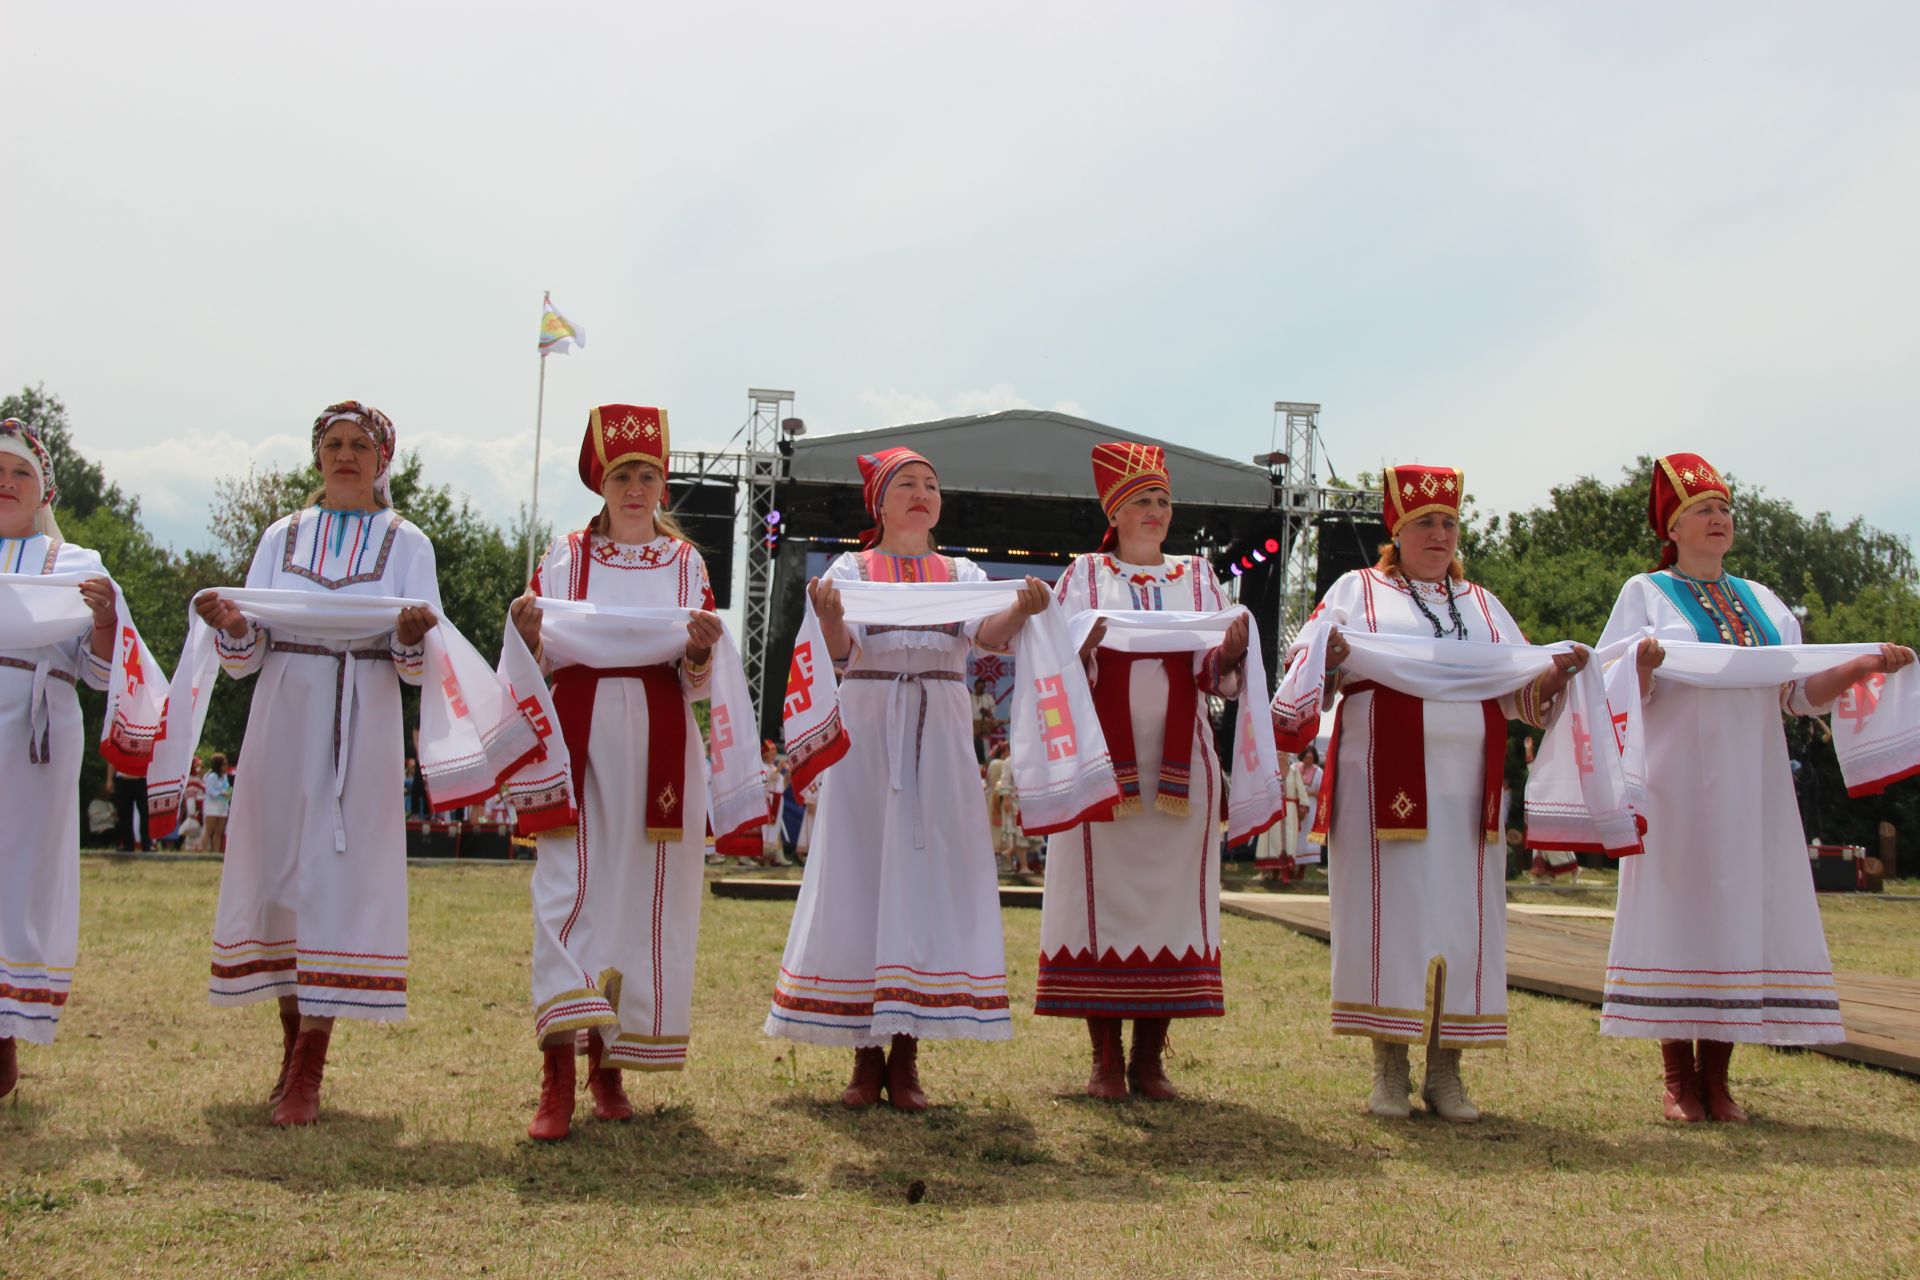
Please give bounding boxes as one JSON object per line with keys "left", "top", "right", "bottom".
{"left": 766, "top": 550, "right": 1012, "bottom": 1045}
{"left": 1035, "top": 553, "right": 1239, "bottom": 1020}
{"left": 1312, "top": 568, "right": 1529, "bottom": 1048}
{"left": 0, "top": 535, "right": 117, "bottom": 1045}
{"left": 525, "top": 532, "right": 719, "bottom": 1071}
{"left": 209, "top": 507, "right": 440, "bottom": 1020}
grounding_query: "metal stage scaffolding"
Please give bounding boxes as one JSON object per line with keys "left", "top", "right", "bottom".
{"left": 671, "top": 394, "right": 1381, "bottom": 732}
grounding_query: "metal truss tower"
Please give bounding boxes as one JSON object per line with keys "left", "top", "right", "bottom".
{"left": 1262, "top": 401, "right": 1384, "bottom": 644}
{"left": 740, "top": 388, "right": 793, "bottom": 716}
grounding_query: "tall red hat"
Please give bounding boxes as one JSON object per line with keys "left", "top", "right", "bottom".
{"left": 856, "top": 446, "right": 935, "bottom": 549}
{"left": 578, "top": 404, "right": 669, "bottom": 494}
{"left": 1090, "top": 441, "right": 1171, "bottom": 552}
{"left": 1382, "top": 465, "right": 1463, "bottom": 536}
{"left": 1649, "top": 452, "right": 1729, "bottom": 569}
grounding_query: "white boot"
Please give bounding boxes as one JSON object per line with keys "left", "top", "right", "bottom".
{"left": 1421, "top": 1046, "right": 1480, "bottom": 1123}
{"left": 1367, "top": 1040, "right": 1412, "bottom": 1118}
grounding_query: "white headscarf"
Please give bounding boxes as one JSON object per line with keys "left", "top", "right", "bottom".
{"left": 0, "top": 419, "right": 63, "bottom": 541}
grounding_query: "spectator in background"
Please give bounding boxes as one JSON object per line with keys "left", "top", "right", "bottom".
{"left": 200, "top": 753, "right": 232, "bottom": 854}
{"left": 86, "top": 781, "right": 117, "bottom": 844}
{"left": 113, "top": 765, "right": 152, "bottom": 853}
{"left": 972, "top": 678, "right": 998, "bottom": 763}
{"left": 182, "top": 756, "right": 207, "bottom": 850}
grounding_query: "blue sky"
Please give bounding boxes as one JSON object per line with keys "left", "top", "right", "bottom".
{"left": 3, "top": 1, "right": 1915, "bottom": 560}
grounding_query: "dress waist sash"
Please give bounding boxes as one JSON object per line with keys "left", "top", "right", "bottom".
{"left": 1318, "top": 678, "right": 1504, "bottom": 846}
{"left": 0, "top": 653, "right": 78, "bottom": 766}
{"left": 1092, "top": 649, "right": 1196, "bottom": 818}
{"left": 550, "top": 662, "right": 689, "bottom": 842}
{"left": 268, "top": 640, "right": 391, "bottom": 852}
{"left": 845, "top": 667, "right": 963, "bottom": 847}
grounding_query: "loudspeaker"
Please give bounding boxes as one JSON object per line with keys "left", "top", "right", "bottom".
{"left": 667, "top": 480, "right": 738, "bottom": 608}
{"left": 1314, "top": 517, "right": 1385, "bottom": 600}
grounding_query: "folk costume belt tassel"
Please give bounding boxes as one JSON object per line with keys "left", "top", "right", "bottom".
{"left": 270, "top": 640, "right": 388, "bottom": 851}
{"left": 847, "top": 668, "right": 963, "bottom": 848}
{"left": 551, "top": 663, "right": 687, "bottom": 842}
{"left": 1092, "top": 649, "right": 1196, "bottom": 817}
{"left": 0, "top": 654, "right": 76, "bottom": 765}
{"left": 1331, "top": 679, "right": 1504, "bottom": 845}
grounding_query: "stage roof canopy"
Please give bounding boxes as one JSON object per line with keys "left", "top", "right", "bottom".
{"left": 786, "top": 411, "right": 1275, "bottom": 510}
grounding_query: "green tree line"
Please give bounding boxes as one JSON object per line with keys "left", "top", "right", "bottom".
{"left": 10, "top": 382, "right": 1917, "bottom": 855}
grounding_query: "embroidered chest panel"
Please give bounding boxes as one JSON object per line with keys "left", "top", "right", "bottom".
{"left": 1, "top": 536, "right": 61, "bottom": 575}
{"left": 280, "top": 509, "right": 404, "bottom": 590}
{"left": 1652, "top": 572, "right": 1780, "bottom": 647}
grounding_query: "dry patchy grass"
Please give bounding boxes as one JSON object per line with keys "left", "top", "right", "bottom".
{"left": 3, "top": 861, "right": 1919, "bottom": 1279}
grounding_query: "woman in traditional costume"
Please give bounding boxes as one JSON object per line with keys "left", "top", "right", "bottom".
{"left": 1284, "top": 746, "right": 1323, "bottom": 873}
{"left": 194, "top": 401, "right": 441, "bottom": 1127}
{"left": 1292, "top": 466, "right": 1584, "bottom": 1121}
{"left": 1034, "top": 442, "right": 1248, "bottom": 1099}
{"left": 766, "top": 447, "right": 1048, "bottom": 1110}
{"left": 1599, "top": 454, "right": 1913, "bottom": 1121}
{"left": 0, "top": 419, "right": 131, "bottom": 1098}
{"left": 509, "top": 404, "right": 727, "bottom": 1142}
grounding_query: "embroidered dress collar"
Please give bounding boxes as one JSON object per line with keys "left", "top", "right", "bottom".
{"left": 1102, "top": 554, "right": 1187, "bottom": 581}
{"left": 588, "top": 533, "right": 681, "bottom": 570}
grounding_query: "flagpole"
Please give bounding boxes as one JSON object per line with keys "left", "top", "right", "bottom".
{"left": 525, "top": 327, "right": 548, "bottom": 584}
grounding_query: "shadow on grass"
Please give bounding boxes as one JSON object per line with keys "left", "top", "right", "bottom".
{"left": 1375, "top": 1108, "right": 1920, "bottom": 1175}
{"left": 108, "top": 1098, "right": 805, "bottom": 1205}
{"left": 1076, "top": 1093, "right": 1379, "bottom": 1184}
{"left": 770, "top": 1088, "right": 1380, "bottom": 1206}
{"left": 773, "top": 1092, "right": 1062, "bottom": 1206}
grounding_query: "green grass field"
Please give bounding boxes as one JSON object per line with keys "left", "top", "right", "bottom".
{"left": 4, "top": 860, "right": 1919, "bottom": 1279}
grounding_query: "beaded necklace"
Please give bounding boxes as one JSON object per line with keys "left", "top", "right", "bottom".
{"left": 1667, "top": 567, "right": 1766, "bottom": 647}
{"left": 1400, "top": 572, "right": 1468, "bottom": 641}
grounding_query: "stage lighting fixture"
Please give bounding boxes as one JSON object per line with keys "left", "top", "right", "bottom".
{"left": 1264, "top": 538, "right": 1280, "bottom": 554}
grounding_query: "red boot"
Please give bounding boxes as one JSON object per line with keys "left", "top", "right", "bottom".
{"left": 527, "top": 1044, "right": 576, "bottom": 1141}
{"left": 585, "top": 1031, "right": 634, "bottom": 1122}
{"left": 270, "top": 1027, "right": 332, "bottom": 1127}
{"left": 267, "top": 1006, "right": 300, "bottom": 1107}
{"left": 1128, "top": 1018, "right": 1178, "bottom": 1101}
{"left": 1696, "top": 1040, "right": 1750, "bottom": 1123}
{"left": 885, "top": 1034, "right": 928, "bottom": 1112}
{"left": 840, "top": 1047, "right": 886, "bottom": 1109}
{"left": 1660, "top": 1039, "right": 1705, "bottom": 1122}
{"left": 0, "top": 1036, "right": 16, "bottom": 1099}
{"left": 1086, "top": 1018, "right": 1126, "bottom": 1100}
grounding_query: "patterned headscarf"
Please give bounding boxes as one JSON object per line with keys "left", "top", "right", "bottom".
{"left": 310, "top": 401, "right": 397, "bottom": 505}
{"left": 855, "top": 447, "right": 936, "bottom": 549}
{"left": 0, "top": 418, "right": 62, "bottom": 539}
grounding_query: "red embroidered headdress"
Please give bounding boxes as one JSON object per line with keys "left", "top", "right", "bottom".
{"left": 579, "top": 404, "right": 670, "bottom": 494}
{"left": 1090, "top": 441, "right": 1171, "bottom": 552}
{"left": 856, "top": 446, "right": 935, "bottom": 549}
{"left": 1382, "top": 465, "right": 1464, "bottom": 537}
{"left": 1649, "top": 452, "right": 1730, "bottom": 569}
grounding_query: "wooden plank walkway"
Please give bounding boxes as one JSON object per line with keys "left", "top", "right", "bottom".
{"left": 1218, "top": 893, "right": 1920, "bottom": 1078}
